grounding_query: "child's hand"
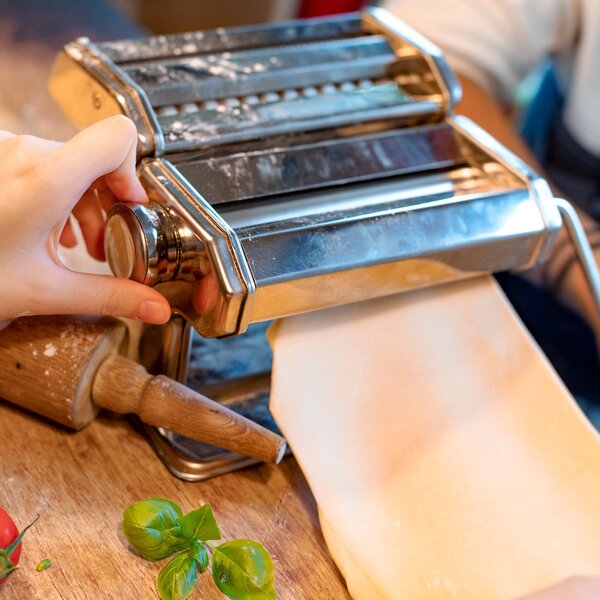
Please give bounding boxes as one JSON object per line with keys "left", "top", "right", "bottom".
{"left": 0, "top": 116, "right": 171, "bottom": 325}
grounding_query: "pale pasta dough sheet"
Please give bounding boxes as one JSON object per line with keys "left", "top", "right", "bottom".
{"left": 269, "top": 276, "right": 600, "bottom": 600}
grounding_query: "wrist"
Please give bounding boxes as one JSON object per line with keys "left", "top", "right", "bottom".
{"left": 541, "top": 221, "right": 600, "bottom": 295}
{"left": 546, "top": 246, "right": 600, "bottom": 331}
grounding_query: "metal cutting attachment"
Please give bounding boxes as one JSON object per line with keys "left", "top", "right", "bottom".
{"left": 49, "top": 8, "right": 600, "bottom": 479}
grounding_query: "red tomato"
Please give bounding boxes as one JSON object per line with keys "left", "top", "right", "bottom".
{"left": 0, "top": 507, "right": 23, "bottom": 584}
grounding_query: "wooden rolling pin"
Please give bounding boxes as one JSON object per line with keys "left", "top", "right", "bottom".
{"left": 0, "top": 315, "right": 286, "bottom": 464}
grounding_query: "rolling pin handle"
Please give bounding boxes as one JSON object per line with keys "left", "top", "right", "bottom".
{"left": 93, "top": 354, "right": 286, "bottom": 464}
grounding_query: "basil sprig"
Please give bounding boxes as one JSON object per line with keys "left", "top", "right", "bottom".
{"left": 122, "top": 499, "right": 276, "bottom": 600}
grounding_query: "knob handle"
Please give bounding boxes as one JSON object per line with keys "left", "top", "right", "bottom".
{"left": 104, "top": 202, "right": 179, "bottom": 285}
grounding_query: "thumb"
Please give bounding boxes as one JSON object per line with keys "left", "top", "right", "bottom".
{"left": 42, "top": 270, "right": 171, "bottom": 324}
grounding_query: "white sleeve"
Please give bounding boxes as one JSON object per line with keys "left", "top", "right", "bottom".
{"left": 383, "top": 0, "right": 579, "bottom": 101}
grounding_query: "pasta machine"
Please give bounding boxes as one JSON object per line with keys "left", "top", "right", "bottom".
{"left": 49, "top": 7, "right": 600, "bottom": 479}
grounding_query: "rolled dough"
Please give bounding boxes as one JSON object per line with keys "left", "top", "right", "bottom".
{"left": 269, "top": 276, "right": 600, "bottom": 599}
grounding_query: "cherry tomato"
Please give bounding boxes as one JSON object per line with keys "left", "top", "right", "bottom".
{"left": 0, "top": 508, "right": 23, "bottom": 584}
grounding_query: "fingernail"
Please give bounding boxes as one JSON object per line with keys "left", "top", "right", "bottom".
{"left": 137, "top": 300, "right": 171, "bottom": 324}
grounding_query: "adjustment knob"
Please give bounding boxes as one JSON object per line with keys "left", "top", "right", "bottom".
{"left": 104, "top": 203, "right": 179, "bottom": 285}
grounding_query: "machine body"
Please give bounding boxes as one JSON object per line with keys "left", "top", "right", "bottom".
{"left": 50, "top": 8, "right": 573, "bottom": 479}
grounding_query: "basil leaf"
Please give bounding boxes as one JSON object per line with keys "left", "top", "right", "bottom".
{"left": 212, "top": 539, "right": 276, "bottom": 600}
{"left": 178, "top": 505, "right": 221, "bottom": 542}
{"left": 189, "top": 541, "right": 209, "bottom": 572}
{"left": 156, "top": 553, "right": 198, "bottom": 600}
{"left": 162, "top": 526, "right": 192, "bottom": 554}
{"left": 122, "top": 498, "right": 183, "bottom": 561}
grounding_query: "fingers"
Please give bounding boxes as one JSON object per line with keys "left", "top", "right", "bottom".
{"left": 93, "top": 178, "right": 118, "bottom": 213}
{"left": 59, "top": 218, "right": 78, "bottom": 248}
{"left": 51, "top": 116, "right": 147, "bottom": 208}
{"left": 71, "top": 187, "right": 106, "bottom": 260}
{"left": 37, "top": 269, "right": 171, "bottom": 324}
{"left": 68, "top": 178, "right": 121, "bottom": 259}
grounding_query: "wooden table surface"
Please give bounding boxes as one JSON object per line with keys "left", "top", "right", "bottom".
{"left": 0, "top": 404, "right": 350, "bottom": 599}
{"left": 0, "top": 1, "right": 349, "bottom": 598}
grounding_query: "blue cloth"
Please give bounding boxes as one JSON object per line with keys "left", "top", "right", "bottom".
{"left": 521, "top": 63, "right": 564, "bottom": 163}
{"left": 521, "top": 63, "right": 600, "bottom": 213}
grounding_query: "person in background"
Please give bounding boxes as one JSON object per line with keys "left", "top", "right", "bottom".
{"left": 383, "top": 2, "right": 600, "bottom": 598}
{"left": 0, "top": 115, "right": 171, "bottom": 331}
{"left": 385, "top": 0, "right": 600, "bottom": 412}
